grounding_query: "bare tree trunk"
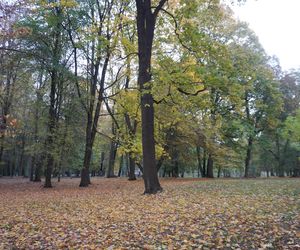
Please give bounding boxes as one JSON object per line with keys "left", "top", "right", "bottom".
{"left": 217, "top": 166, "right": 221, "bottom": 178}
{"left": 99, "top": 152, "right": 105, "bottom": 176}
{"left": 118, "top": 155, "right": 123, "bottom": 177}
{"left": 244, "top": 136, "right": 253, "bottom": 178}
{"left": 128, "top": 156, "right": 136, "bottom": 181}
{"left": 106, "top": 141, "right": 117, "bottom": 178}
{"left": 135, "top": 0, "right": 166, "bottom": 194}
{"left": 207, "top": 154, "right": 214, "bottom": 178}
{"left": 196, "top": 146, "right": 203, "bottom": 177}
{"left": 44, "top": 69, "right": 58, "bottom": 188}
{"left": 202, "top": 150, "right": 207, "bottom": 177}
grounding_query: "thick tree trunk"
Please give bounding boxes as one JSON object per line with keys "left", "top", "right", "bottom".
{"left": 0, "top": 112, "right": 7, "bottom": 176}
{"left": 207, "top": 154, "right": 214, "bottom": 178}
{"left": 136, "top": 0, "right": 165, "bottom": 193}
{"left": 30, "top": 156, "right": 35, "bottom": 181}
{"left": 34, "top": 156, "right": 42, "bottom": 182}
{"left": 173, "top": 160, "right": 179, "bottom": 178}
{"left": 217, "top": 166, "right": 221, "bottom": 178}
{"left": 44, "top": 70, "right": 58, "bottom": 188}
{"left": 106, "top": 141, "right": 117, "bottom": 178}
{"left": 244, "top": 136, "right": 253, "bottom": 178}
{"left": 118, "top": 155, "right": 123, "bottom": 177}
{"left": 99, "top": 152, "right": 105, "bottom": 176}
{"left": 196, "top": 146, "right": 203, "bottom": 177}
{"left": 80, "top": 138, "right": 92, "bottom": 186}
{"left": 43, "top": 7, "right": 64, "bottom": 188}
{"left": 18, "top": 134, "right": 26, "bottom": 177}
{"left": 44, "top": 156, "right": 54, "bottom": 188}
{"left": 202, "top": 151, "right": 207, "bottom": 177}
{"left": 0, "top": 144, "right": 3, "bottom": 176}
{"left": 128, "top": 156, "right": 136, "bottom": 180}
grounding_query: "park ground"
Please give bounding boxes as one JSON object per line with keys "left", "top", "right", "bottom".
{"left": 0, "top": 177, "right": 299, "bottom": 249}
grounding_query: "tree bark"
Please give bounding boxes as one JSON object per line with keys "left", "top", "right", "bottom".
{"left": 106, "top": 141, "right": 117, "bottom": 178}
{"left": 128, "top": 156, "right": 136, "bottom": 180}
{"left": 99, "top": 152, "right": 105, "bottom": 176}
{"left": 79, "top": 54, "right": 109, "bottom": 186}
{"left": 217, "top": 166, "right": 221, "bottom": 178}
{"left": 244, "top": 136, "right": 253, "bottom": 178}
{"left": 196, "top": 146, "right": 203, "bottom": 177}
{"left": 135, "top": 0, "right": 166, "bottom": 194}
{"left": 118, "top": 155, "right": 123, "bottom": 177}
{"left": 207, "top": 154, "right": 214, "bottom": 178}
{"left": 44, "top": 69, "right": 58, "bottom": 188}
{"left": 202, "top": 150, "right": 207, "bottom": 177}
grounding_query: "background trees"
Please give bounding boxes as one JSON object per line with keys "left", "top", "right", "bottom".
{"left": 0, "top": 0, "right": 299, "bottom": 189}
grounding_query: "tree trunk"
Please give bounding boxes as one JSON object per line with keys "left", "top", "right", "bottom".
{"left": 106, "top": 141, "right": 117, "bottom": 178}
{"left": 44, "top": 69, "right": 58, "bottom": 188}
{"left": 0, "top": 144, "right": 4, "bottom": 176}
{"left": 99, "top": 152, "right": 105, "bottom": 176}
{"left": 196, "top": 146, "right": 203, "bottom": 177}
{"left": 172, "top": 150, "right": 179, "bottom": 178}
{"left": 244, "top": 136, "right": 253, "bottom": 178}
{"left": 34, "top": 156, "right": 42, "bottom": 182}
{"left": 30, "top": 156, "right": 35, "bottom": 181}
{"left": 207, "top": 154, "right": 214, "bottom": 178}
{"left": 80, "top": 55, "right": 109, "bottom": 186}
{"left": 136, "top": 0, "right": 165, "bottom": 193}
{"left": 128, "top": 156, "right": 136, "bottom": 181}
{"left": 18, "top": 134, "right": 26, "bottom": 177}
{"left": 217, "top": 166, "right": 221, "bottom": 178}
{"left": 118, "top": 155, "right": 123, "bottom": 177}
{"left": 80, "top": 138, "right": 92, "bottom": 186}
{"left": 202, "top": 150, "right": 207, "bottom": 177}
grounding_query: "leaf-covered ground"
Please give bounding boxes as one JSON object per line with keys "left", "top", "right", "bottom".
{"left": 0, "top": 178, "right": 299, "bottom": 249}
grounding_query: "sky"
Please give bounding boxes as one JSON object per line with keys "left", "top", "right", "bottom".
{"left": 232, "top": 0, "right": 300, "bottom": 71}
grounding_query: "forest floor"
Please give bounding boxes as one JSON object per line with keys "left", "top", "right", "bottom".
{"left": 0, "top": 177, "right": 299, "bottom": 249}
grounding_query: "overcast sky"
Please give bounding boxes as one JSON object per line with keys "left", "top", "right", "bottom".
{"left": 232, "top": 0, "right": 300, "bottom": 71}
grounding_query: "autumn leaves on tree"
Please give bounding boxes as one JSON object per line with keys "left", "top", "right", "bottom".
{"left": 0, "top": 0, "right": 299, "bottom": 192}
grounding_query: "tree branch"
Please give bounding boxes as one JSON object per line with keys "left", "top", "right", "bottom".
{"left": 153, "top": 0, "right": 168, "bottom": 18}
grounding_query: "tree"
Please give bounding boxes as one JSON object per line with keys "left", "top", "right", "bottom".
{"left": 135, "top": 0, "right": 168, "bottom": 193}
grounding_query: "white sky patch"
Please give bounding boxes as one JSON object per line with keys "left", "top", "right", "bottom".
{"left": 232, "top": 0, "right": 300, "bottom": 71}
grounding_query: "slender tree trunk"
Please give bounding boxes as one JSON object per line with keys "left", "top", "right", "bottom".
{"left": 244, "top": 136, "right": 253, "bottom": 178}
{"left": 162, "top": 166, "right": 166, "bottom": 177}
{"left": 80, "top": 56, "right": 109, "bottom": 186}
{"left": 156, "top": 156, "right": 165, "bottom": 173}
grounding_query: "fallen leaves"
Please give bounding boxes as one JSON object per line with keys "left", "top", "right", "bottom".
{"left": 0, "top": 178, "right": 299, "bottom": 249}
